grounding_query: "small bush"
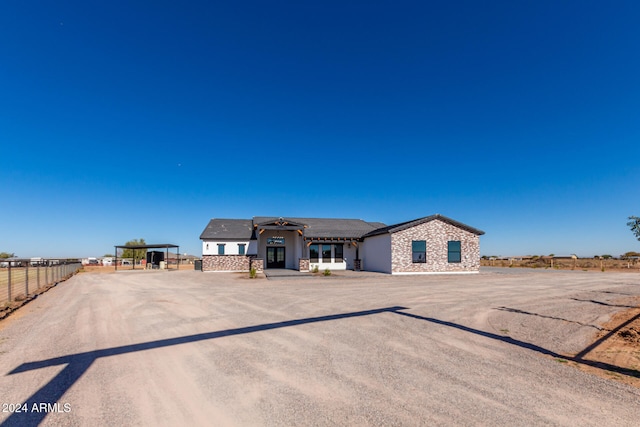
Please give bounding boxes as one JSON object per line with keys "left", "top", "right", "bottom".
{"left": 323, "top": 268, "right": 331, "bottom": 276}
{"left": 249, "top": 267, "right": 257, "bottom": 279}
{"left": 311, "top": 265, "right": 319, "bottom": 273}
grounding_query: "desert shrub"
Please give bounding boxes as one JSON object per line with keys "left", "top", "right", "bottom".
{"left": 311, "top": 265, "right": 319, "bottom": 273}
{"left": 323, "top": 268, "right": 331, "bottom": 276}
{"left": 249, "top": 267, "right": 257, "bottom": 279}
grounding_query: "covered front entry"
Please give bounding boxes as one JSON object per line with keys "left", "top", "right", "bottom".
{"left": 256, "top": 218, "right": 305, "bottom": 270}
{"left": 266, "top": 247, "right": 286, "bottom": 268}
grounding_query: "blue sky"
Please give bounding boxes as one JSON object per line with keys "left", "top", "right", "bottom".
{"left": 1, "top": 1, "right": 639, "bottom": 258}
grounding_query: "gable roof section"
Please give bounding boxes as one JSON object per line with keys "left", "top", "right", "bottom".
{"left": 254, "top": 217, "right": 307, "bottom": 228}
{"left": 363, "top": 214, "right": 485, "bottom": 238}
{"left": 200, "top": 219, "right": 253, "bottom": 240}
{"left": 253, "top": 217, "right": 386, "bottom": 239}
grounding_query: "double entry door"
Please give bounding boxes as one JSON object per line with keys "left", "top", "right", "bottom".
{"left": 266, "top": 247, "right": 286, "bottom": 269}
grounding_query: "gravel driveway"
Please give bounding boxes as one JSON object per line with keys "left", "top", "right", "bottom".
{"left": 1, "top": 268, "right": 639, "bottom": 426}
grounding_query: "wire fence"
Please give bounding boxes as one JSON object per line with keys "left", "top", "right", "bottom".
{"left": 0, "top": 259, "right": 82, "bottom": 307}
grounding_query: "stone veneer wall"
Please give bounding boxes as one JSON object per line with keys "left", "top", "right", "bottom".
{"left": 298, "top": 258, "right": 309, "bottom": 272}
{"left": 202, "top": 255, "right": 250, "bottom": 272}
{"left": 250, "top": 258, "right": 264, "bottom": 273}
{"left": 390, "top": 219, "right": 480, "bottom": 273}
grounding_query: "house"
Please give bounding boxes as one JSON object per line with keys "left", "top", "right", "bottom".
{"left": 199, "top": 214, "right": 484, "bottom": 274}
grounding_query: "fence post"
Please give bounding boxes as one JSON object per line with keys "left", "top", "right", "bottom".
{"left": 25, "top": 263, "right": 29, "bottom": 298}
{"left": 7, "top": 263, "right": 11, "bottom": 302}
{"left": 45, "top": 265, "right": 48, "bottom": 287}
{"left": 37, "top": 264, "right": 40, "bottom": 289}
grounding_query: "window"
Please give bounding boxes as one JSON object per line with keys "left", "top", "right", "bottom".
{"left": 310, "top": 244, "right": 319, "bottom": 262}
{"left": 412, "top": 240, "right": 426, "bottom": 263}
{"left": 238, "top": 244, "right": 246, "bottom": 255}
{"left": 334, "top": 244, "right": 343, "bottom": 263}
{"left": 322, "top": 245, "right": 332, "bottom": 263}
{"left": 448, "top": 241, "right": 461, "bottom": 263}
{"left": 217, "top": 244, "right": 225, "bottom": 255}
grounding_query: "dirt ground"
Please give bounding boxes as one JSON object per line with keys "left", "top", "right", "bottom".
{"left": 1, "top": 268, "right": 639, "bottom": 426}
{"left": 571, "top": 297, "right": 640, "bottom": 387}
{"left": 479, "top": 266, "right": 640, "bottom": 387}
{"left": 79, "top": 263, "right": 195, "bottom": 273}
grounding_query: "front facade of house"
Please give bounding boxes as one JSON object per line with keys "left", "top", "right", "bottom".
{"left": 200, "top": 215, "right": 484, "bottom": 274}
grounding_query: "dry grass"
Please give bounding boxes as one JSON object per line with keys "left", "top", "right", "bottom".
{"left": 482, "top": 258, "right": 640, "bottom": 272}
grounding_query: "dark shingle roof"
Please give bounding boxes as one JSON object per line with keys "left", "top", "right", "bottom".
{"left": 253, "top": 217, "right": 386, "bottom": 239}
{"left": 199, "top": 219, "right": 253, "bottom": 240}
{"left": 363, "top": 214, "right": 485, "bottom": 238}
{"left": 200, "top": 215, "right": 484, "bottom": 241}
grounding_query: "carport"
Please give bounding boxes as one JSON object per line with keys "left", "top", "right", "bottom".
{"left": 114, "top": 243, "right": 180, "bottom": 271}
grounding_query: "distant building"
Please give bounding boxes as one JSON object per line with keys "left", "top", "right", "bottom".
{"left": 200, "top": 214, "right": 484, "bottom": 274}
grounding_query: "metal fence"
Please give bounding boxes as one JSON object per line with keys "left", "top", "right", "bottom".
{"left": 0, "top": 260, "right": 82, "bottom": 307}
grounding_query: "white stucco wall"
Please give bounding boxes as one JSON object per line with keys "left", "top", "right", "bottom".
{"left": 344, "top": 244, "right": 357, "bottom": 270}
{"left": 202, "top": 240, "right": 250, "bottom": 256}
{"left": 361, "top": 234, "right": 392, "bottom": 273}
{"left": 258, "top": 230, "right": 302, "bottom": 269}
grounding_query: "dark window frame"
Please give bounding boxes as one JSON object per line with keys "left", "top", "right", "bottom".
{"left": 334, "top": 244, "right": 344, "bottom": 263}
{"left": 448, "top": 240, "right": 462, "bottom": 263}
{"left": 412, "top": 240, "right": 426, "bottom": 263}
{"left": 322, "top": 244, "right": 332, "bottom": 263}
{"left": 309, "top": 244, "right": 319, "bottom": 263}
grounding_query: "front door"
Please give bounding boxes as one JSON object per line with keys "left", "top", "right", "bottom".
{"left": 266, "top": 247, "right": 286, "bottom": 269}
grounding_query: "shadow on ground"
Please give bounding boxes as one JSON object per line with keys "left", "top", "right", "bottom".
{"left": 3, "top": 306, "right": 639, "bottom": 426}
